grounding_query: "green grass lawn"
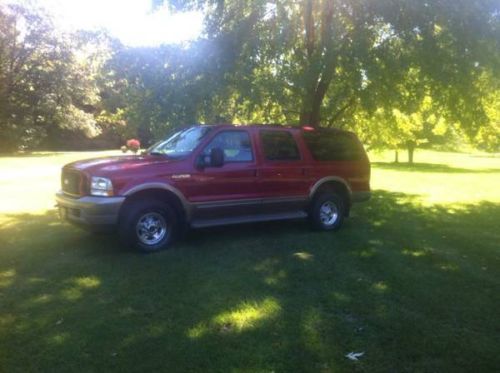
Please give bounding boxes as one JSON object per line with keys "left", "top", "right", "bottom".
{"left": 0, "top": 150, "right": 499, "bottom": 372}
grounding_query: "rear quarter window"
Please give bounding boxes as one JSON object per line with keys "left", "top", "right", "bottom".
{"left": 303, "top": 131, "right": 364, "bottom": 161}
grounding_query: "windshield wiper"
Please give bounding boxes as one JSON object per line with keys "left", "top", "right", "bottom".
{"left": 149, "top": 152, "right": 166, "bottom": 156}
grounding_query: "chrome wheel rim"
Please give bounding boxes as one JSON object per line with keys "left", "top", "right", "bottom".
{"left": 319, "top": 201, "right": 339, "bottom": 226}
{"left": 136, "top": 212, "right": 168, "bottom": 246}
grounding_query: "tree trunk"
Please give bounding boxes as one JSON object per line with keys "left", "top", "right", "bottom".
{"left": 300, "top": 86, "right": 327, "bottom": 127}
{"left": 299, "top": 0, "right": 335, "bottom": 128}
{"left": 394, "top": 150, "right": 399, "bottom": 163}
{"left": 408, "top": 145, "right": 415, "bottom": 164}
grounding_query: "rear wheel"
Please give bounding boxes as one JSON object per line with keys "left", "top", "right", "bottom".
{"left": 310, "top": 192, "right": 345, "bottom": 231}
{"left": 119, "top": 199, "right": 177, "bottom": 252}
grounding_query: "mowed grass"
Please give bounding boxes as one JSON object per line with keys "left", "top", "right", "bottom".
{"left": 0, "top": 150, "right": 499, "bottom": 372}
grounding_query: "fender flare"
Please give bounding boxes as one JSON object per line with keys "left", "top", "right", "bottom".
{"left": 123, "top": 182, "right": 192, "bottom": 219}
{"left": 309, "top": 176, "right": 352, "bottom": 199}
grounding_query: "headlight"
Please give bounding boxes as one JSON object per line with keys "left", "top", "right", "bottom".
{"left": 90, "top": 176, "right": 113, "bottom": 196}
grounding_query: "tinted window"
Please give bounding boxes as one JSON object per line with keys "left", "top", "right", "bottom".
{"left": 260, "top": 130, "right": 300, "bottom": 161}
{"left": 303, "top": 131, "right": 363, "bottom": 161}
{"left": 203, "top": 131, "right": 253, "bottom": 162}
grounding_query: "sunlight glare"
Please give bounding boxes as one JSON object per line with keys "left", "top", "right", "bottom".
{"left": 12, "top": 0, "right": 203, "bottom": 46}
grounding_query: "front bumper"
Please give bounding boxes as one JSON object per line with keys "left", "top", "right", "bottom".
{"left": 55, "top": 191, "right": 125, "bottom": 227}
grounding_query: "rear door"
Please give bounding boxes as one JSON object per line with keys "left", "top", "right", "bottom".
{"left": 256, "top": 129, "right": 310, "bottom": 213}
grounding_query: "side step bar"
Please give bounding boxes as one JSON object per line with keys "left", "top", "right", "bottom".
{"left": 190, "top": 211, "right": 308, "bottom": 229}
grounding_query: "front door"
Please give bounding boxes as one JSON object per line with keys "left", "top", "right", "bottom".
{"left": 187, "top": 129, "right": 259, "bottom": 220}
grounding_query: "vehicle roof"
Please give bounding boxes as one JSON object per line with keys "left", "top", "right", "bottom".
{"left": 198, "top": 123, "right": 353, "bottom": 134}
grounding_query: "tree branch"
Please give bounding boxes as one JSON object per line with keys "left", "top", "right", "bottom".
{"left": 327, "top": 96, "right": 357, "bottom": 126}
{"left": 303, "top": 0, "right": 315, "bottom": 58}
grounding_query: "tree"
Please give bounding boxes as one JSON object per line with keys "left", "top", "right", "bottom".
{"left": 473, "top": 71, "right": 500, "bottom": 152}
{"left": 2, "top": 1, "right": 498, "bottom": 153}
{"left": 0, "top": 4, "right": 108, "bottom": 151}
{"left": 104, "top": 44, "right": 210, "bottom": 144}
{"left": 352, "top": 66, "right": 463, "bottom": 163}
{"left": 158, "top": 0, "right": 499, "bottom": 137}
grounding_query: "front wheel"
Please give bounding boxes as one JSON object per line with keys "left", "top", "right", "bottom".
{"left": 309, "top": 192, "right": 345, "bottom": 231}
{"left": 119, "top": 199, "right": 177, "bottom": 253}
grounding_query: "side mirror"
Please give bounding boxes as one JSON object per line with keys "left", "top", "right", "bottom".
{"left": 210, "top": 147, "right": 224, "bottom": 167}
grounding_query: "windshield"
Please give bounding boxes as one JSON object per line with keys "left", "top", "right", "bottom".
{"left": 148, "top": 126, "right": 212, "bottom": 158}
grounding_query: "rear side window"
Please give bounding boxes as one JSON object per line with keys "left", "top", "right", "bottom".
{"left": 260, "top": 130, "right": 300, "bottom": 161}
{"left": 303, "top": 131, "right": 364, "bottom": 161}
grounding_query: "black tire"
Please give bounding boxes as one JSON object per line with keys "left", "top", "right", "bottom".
{"left": 119, "top": 199, "right": 177, "bottom": 253}
{"left": 309, "top": 192, "right": 345, "bottom": 231}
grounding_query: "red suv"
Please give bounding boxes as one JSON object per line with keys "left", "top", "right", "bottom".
{"left": 56, "top": 125, "right": 370, "bottom": 252}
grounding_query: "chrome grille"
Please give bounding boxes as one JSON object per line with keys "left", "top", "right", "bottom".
{"left": 61, "top": 169, "right": 82, "bottom": 196}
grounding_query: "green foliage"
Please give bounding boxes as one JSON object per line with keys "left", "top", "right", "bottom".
{"left": 0, "top": 4, "right": 119, "bottom": 151}
{"left": 354, "top": 89, "right": 463, "bottom": 162}
{"left": 0, "top": 1, "right": 498, "bottom": 152}
{"left": 473, "top": 71, "right": 500, "bottom": 152}
{"left": 161, "top": 0, "right": 499, "bottom": 130}
{"left": 146, "top": 0, "right": 499, "bottom": 157}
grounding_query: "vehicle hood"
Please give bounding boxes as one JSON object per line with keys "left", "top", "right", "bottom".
{"left": 64, "top": 155, "right": 177, "bottom": 175}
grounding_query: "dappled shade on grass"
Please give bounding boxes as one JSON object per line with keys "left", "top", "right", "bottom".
{"left": 0, "top": 190, "right": 499, "bottom": 372}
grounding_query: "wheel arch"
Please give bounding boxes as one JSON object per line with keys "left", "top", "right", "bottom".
{"left": 309, "top": 177, "right": 352, "bottom": 216}
{"left": 120, "top": 184, "right": 190, "bottom": 223}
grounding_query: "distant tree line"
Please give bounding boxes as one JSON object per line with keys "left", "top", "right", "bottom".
{"left": 1, "top": 1, "right": 498, "bottom": 159}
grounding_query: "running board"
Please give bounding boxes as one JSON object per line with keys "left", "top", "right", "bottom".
{"left": 190, "top": 211, "right": 308, "bottom": 229}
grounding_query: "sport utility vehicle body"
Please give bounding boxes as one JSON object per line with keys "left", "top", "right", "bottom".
{"left": 56, "top": 125, "right": 370, "bottom": 252}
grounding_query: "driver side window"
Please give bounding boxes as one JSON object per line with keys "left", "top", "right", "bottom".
{"left": 202, "top": 131, "right": 254, "bottom": 162}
